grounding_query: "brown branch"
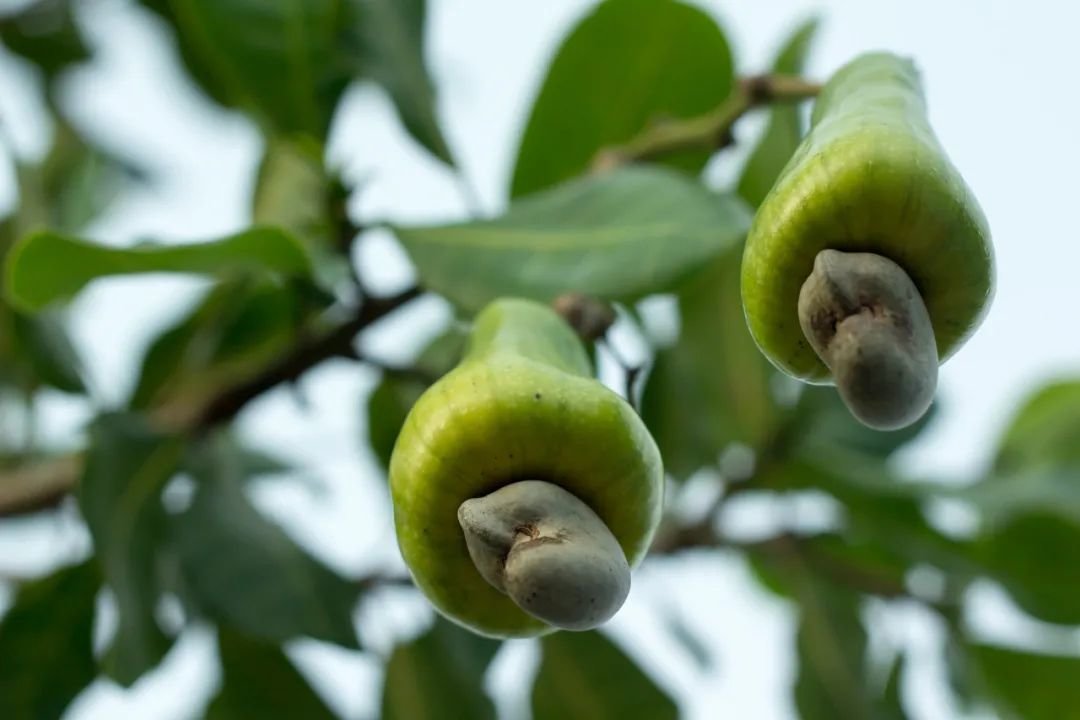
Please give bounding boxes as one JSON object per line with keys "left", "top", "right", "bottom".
{"left": 0, "top": 287, "right": 423, "bottom": 518}
{"left": 591, "top": 74, "right": 821, "bottom": 173}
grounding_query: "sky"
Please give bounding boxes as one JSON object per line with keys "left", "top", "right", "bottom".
{"left": 0, "top": 0, "right": 1078, "bottom": 718}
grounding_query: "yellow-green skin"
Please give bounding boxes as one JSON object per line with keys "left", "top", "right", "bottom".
{"left": 742, "top": 52, "right": 994, "bottom": 383}
{"left": 389, "top": 298, "right": 663, "bottom": 637}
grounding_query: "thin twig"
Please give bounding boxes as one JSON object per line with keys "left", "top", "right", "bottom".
{"left": 591, "top": 74, "right": 821, "bottom": 173}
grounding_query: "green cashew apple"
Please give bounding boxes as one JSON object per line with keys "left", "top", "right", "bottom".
{"left": 389, "top": 298, "right": 663, "bottom": 637}
{"left": 741, "top": 51, "right": 994, "bottom": 429}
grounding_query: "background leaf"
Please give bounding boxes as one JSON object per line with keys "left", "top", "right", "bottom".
{"left": 0, "top": 560, "right": 100, "bottom": 720}
{"left": 78, "top": 413, "right": 185, "bottom": 685}
{"left": 380, "top": 618, "right": 500, "bottom": 720}
{"left": 396, "top": 166, "right": 751, "bottom": 313}
{"left": 511, "top": 0, "right": 734, "bottom": 197}
{"left": 6, "top": 227, "right": 312, "bottom": 311}
{"left": 968, "top": 643, "right": 1080, "bottom": 720}
{"left": 10, "top": 310, "right": 86, "bottom": 394}
{"left": 205, "top": 628, "right": 338, "bottom": 720}
{"left": 532, "top": 631, "right": 678, "bottom": 720}
{"left": 0, "top": 0, "right": 89, "bottom": 83}
{"left": 172, "top": 437, "right": 360, "bottom": 648}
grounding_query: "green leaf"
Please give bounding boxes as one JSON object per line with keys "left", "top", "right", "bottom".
{"left": 173, "top": 437, "right": 360, "bottom": 648}
{"left": 6, "top": 227, "right": 312, "bottom": 311}
{"left": 0, "top": 0, "right": 90, "bottom": 81}
{"left": 532, "top": 631, "right": 677, "bottom": 720}
{"left": 736, "top": 18, "right": 820, "bottom": 207}
{"left": 380, "top": 618, "right": 499, "bottom": 720}
{"left": 641, "top": 244, "right": 778, "bottom": 480}
{"left": 78, "top": 413, "right": 185, "bottom": 685}
{"left": 357, "top": 0, "right": 453, "bottom": 165}
{"left": 10, "top": 310, "right": 86, "bottom": 393}
{"left": 367, "top": 326, "right": 466, "bottom": 470}
{"left": 138, "top": 0, "right": 357, "bottom": 140}
{"left": 253, "top": 138, "right": 334, "bottom": 247}
{"left": 992, "top": 379, "right": 1080, "bottom": 475}
{"left": 205, "top": 628, "right": 337, "bottom": 720}
{"left": 130, "top": 278, "right": 304, "bottom": 415}
{"left": 396, "top": 166, "right": 751, "bottom": 313}
{"left": 968, "top": 643, "right": 1080, "bottom": 720}
{"left": 511, "top": 0, "right": 734, "bottom": 197}
{"left": 0, "top": 560, "right": 100, "bottom": 720}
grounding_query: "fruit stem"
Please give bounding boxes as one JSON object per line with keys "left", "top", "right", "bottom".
{"left": 797, "top": 249, "right": 938, "bottom": 430}
{"left": 457, "top": 480, "right": 630, "bottom": 631}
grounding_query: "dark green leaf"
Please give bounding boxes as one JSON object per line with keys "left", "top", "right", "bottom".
{"left": 511, "top": 0, "right": 734, "bottom": 197}
{"left": 641, "top": 244, "right": 778, "bottom": 480}
{"left": 130, "top": 279, "right": 303, "bottom": 414}
{"left": 78, "top": 413, "right": 185, "bottom": 685}
{"left": 0, "top": 560, "right": 100, "bottom": 720}
{"left": 0, "top": 0, "right": 89, "bottom": 81}
{"left": 205, "top": 628, "right": 337, "bottom": 720}
{"left": 358, "top": 0, "right": 453, "bottom": 165}
{"left": 380, "top": 617, "right": 499, "bottom": 720}
{"left": 139, "top": 0, "right": 356, "bottom": 140}
{"left": 5, "top": 227, "right": 312, "bottom": 311}
{"left": 396, "top": 166, "right": 751, "bottom": 313}
{"left": 880, "top": 651, "right": 908, "bottom": 720}
{"left": 173, "top": 437, "right": 360, "bottom": 648}
{"left": 736, "top": 18, "right": 819, "bottom": 207}
{"left": 367, "top": 327, "right": 466, "bottom": 470}
{"left": 11, "top": 310, "right": 86, "bottom": 393}
{"left": 532, "top": 631, "right": 677, "bottom": 720}
{"left": 968, "top": 643, "right": 1080, "bottom": 720}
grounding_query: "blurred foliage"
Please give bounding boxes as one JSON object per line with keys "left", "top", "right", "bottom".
{"left": 0, "top": 0, "right": 1074, "bottom": 719}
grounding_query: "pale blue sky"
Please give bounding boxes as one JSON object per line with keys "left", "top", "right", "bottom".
{"left": 0, "top": 0, "right": 1077, "bottom": 718}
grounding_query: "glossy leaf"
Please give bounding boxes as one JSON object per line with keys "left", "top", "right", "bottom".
{"left": 380, "top": 618, "right": 500, "bottom": 720}
{"left": 357, "top": 0, "right": 453, "bottom": 165}
{"left": 0, "top": 560, "right": 100, "bottom": 720}
{"left": 173, "top": 437, "right": 360, "bottom": 648}
{"left": 641, "top": 244, "right": 777, "bottom": 480}
{"left": 396, "top": 166, "right": 751, "bottom": 313}
{"left": 511, "top": 0, "right": 734, "bottom": 197}
{"left": 205, "top": 628, "right": 337, "bottom": 720}
{"left": 0, "top": 0, "right": 89, "bottom": 81}
{"left": 367, "top": 326, "right": 466, "bottom": 470}
{"left": 532, "top": 631, "right": 677, "bottom": 720}
{"left": 139, "top": 0, "right": 356, "bottom": 140}
{"left": 78, "top": 413, "right": 185, "bottom": 685}
{"left": 6, "top": 227, "right": 312, "bottom": 311}
{"left": 969, "top": 643, "right": 1080, "bottom": 720}
{"left": 737, "top": 18, "right": 820, "bottom": 207}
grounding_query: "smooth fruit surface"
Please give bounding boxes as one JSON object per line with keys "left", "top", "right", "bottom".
{"left": 741, "top": 52, "right": 994, "bottom": 383}
{"left": 389, "top": 298, "right": 663, "bottom": 637}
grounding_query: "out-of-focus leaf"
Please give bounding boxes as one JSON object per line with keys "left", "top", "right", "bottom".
{"left": 641, "top": 244, "right": 777, "bottom": 480}
{"left": 0, "top": 0, "right": 89, "bottom": 81}
{"left": 396, "top": 167, "right": 751, "bottom": 313}
{"left": 968, "top": 643, "right": 1080, "bottom": 720}
{"left": 792, "top": 575, "right": 873, "bottom": 719}
{"left": 367, "top": 326, "right": 466, "bottom": 470}
{"left": 992, "top": 379, "right": 1080, "bottom": 475}
{"left": 130, "top": 279, "right": 303, "bottom": 418}
{"left": 736, "top": 18, "right": 819, "bottom": 207}
{"left": 532, "top": 631, "right": 677, "bottom": 720}
{"left": 0, "top": 560, "right": 100, "bottom": 720}
{"left": 138, "top": 0, "right": 356, "bottom": 140}
{"left": 205, "top": 628, "right": 337, "bottom": 720}
{"left": 253, "top": 139, "right": 333, "bottom": 247}
{"left": 511, "top": 0, "right": 734, "bottom": 197}
{"left": 172, "top": 437, "right": 360, "bottom": 648}
{"left": 5, "top": 227, "right": 312, "bottom": 311}
{"left": 880, "top": 652, "right": 908, "bottom": 720}
{"left": 78, "top": 413, "right": 185, "bottom": 685}
{"left": 381, "top": 617, "right": 499, "bottom": 720}
{"left": 357, "top": 0, "right": 453, "bottom": 165}
{"left": 10, "top": 310, "right": 86, "bottom": 393}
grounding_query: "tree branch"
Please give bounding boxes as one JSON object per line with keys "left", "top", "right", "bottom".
{"left": 591, "top": 74, "right": 821, "bottom": 173}
{"left": 0, "top": 287, "right": 423, "bottom": 518}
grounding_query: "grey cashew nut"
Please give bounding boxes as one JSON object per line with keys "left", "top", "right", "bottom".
{"left": 457, "top": 480, "right": 630, "bottom": 631}
{"left": 798, "top": 249, "right": 938, "bottom": 430}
